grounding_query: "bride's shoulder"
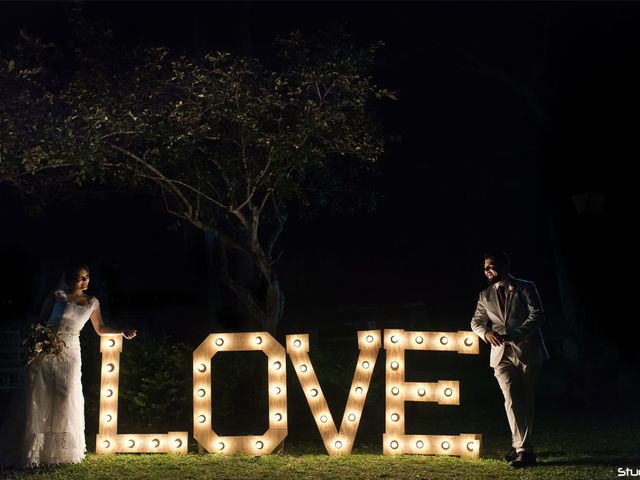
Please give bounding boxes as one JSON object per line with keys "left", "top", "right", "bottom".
{"left": 53, "top": 289, "right": 67, "bottom": 300}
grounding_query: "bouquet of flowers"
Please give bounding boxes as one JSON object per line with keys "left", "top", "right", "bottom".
{"left": 23, "top": 323, "right": 66, "bottom": 365}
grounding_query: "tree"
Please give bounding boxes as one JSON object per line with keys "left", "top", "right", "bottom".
{"left": 0, "top": 28, "right": 395, "bottom": 334}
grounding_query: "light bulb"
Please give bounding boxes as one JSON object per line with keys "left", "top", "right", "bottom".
{"left": 152, "top": 438, "right": 160, "bottom": 448}
{"left": 218, "top": 442, "right": 225, "bottom": 451}
{"left": 464, "top": 337, "right": 474, "bottom": 346}
{"left": 444, "top": 387, "right": 453, "bottom": 397}
{"left": 320, "top": 415, "right": 328, "bottom": 423}
{"left": 355, "top": 386, "right": 364, "bottom": 395}
{"left": 198, "top": 415, "right": 206, "bottom": 423}
{"left": 106, "top": 363, "right": 115, "bottom": 372}
{"left": 467, "top": 441, "right": 475, "bottom": 452}
{"left": 105, "top": 389, "right": 113, "bottom": 398}
{"left": 391, "top": 413, "right": 400, "bottom": 422}
{"left": 105, "top": 414, "right": 112, "bottom": 423}
{"left": 255, "top": 336, "right": 263, "bottom": 345}
{"left": 294, "top": 339, "right": 302, "bottom": 347}
{"left": 310, "top": 388, "right": 318, "bottom": 397}
{"left": 415, "top": 336, "right": 424, "bottom": 344}
{"left": 418, "top": 388, "right": 426, "bottom": 397}
{"left": 255, "top": 441, "right": 264, "bottom": 450}
{"left": 197, "top": 388, "right": 206, "bottom": 397}
{"left": 366, "top": 335, "right": 374, "bottom": 343}
{"left": 300, "top": 364, "right": 308, "bottom": 372}
{"left": 390, "top": 440, "right": 399, "bottom": 449}
{"left": 128, "top": 439, "right": 135, "bottom": 448}
{"left": 348, "top": 413, "right": 356, "bottom": 421}
{"left": 390, "top": 335, "right": 398, "bottom": 344}
{"left": 441, "top": 441, "right": 450, "bottom": 450}
{"left": 198, "top": 363, "right": 207, "bottom": 373}
{"left": 362, "top": 361, "right": 370, "bottom": 369}
{"left": 275, "top": 413, "right": 283, "bottom": 421}
{"left": 215, "top": 338, "right": 224, "bottom": 346}
{"left": 390, "top": 361, "right": 399, "bottom": 370}
{"left": 335, "top": 440, "right": 343, "bottom": 449}
{"left": 440, "top": 336, "right": 449, "bottom": 345}
{"left": 175, "top": 439, "right": 183, "bottom": 448}
{"left": 103, "top": 440, "right": 110, "bottom": 448}
{"left": 108, "top": 339, "right": 115, "bottom": 347}
{"left": 391, "top": 386, "right": 400, "bottom": 396}
{"left": 273, "top": 361, "right": 282, "bottom": 370}
{"left": 416, "top": 440, "right": 424, "bottom": 449}
{"left": 273, "top": 386, "right": 282, "bottom": 395}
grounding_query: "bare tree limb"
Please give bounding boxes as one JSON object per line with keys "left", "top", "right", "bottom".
{"left": 109, "top": 143, "right": 194, "bottom": 217}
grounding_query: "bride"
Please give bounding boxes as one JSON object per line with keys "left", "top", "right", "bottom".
{"left": 1, "top": 263, "right": 136, "bottom": 468}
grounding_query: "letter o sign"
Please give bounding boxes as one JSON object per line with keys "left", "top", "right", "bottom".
{"left": 192, "top": 332, "right": 287, "bottom": 455}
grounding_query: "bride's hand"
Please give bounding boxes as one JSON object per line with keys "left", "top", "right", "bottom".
{"left": 123, "top": 329, "right": 137, "bottom": 340}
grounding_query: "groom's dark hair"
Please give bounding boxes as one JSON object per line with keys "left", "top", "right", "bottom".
{"left": 484, "top": 250, "right": 510, "bottom": 273}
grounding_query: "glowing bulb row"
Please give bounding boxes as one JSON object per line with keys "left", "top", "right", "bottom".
{"left": 198, "top": 359, "right": 286, "bottom": 373}
{"left": 211, "top": 336, "right": 266, "bottom": 347}
{"left": 196, "top": 412, "right": 285, "bottom": 424}
{"left": 312, "top": 412, "right": 358, "bottom": 423}
{"left": 386, "top": 439, "right": 476, "bottom": 452}
{"left": 213, "top": 440, "right": 264, "bottom": 451}
{"left": 388, "top": 385, "right": 455, "bottom": 397}
{"left": 99, "top": 337, "right": 122, "bottom": 437}
{"left": 384, "top": 331, "right": 477, "bottom": 351}
{"left": 99, "top": 435, "right": 186, "bottom": 453}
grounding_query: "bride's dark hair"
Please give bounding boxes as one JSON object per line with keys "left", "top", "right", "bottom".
{"left": 63, "top": 263, "right": 90, "bottom": 285}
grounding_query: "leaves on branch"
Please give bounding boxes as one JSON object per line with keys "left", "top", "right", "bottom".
{"left": 0, "top": 23, "right": 395, "bottom": 331}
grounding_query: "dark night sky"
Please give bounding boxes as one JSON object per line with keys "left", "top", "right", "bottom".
{"left": 0, "top": 2, "right": 634, "bottom": 346}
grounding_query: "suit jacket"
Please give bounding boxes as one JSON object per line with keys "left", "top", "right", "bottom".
{"left": 470, "top": 275, "right": 549, "bottom": 368}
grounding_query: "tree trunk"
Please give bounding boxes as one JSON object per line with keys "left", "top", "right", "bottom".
{"left": 216, "top": 242, "right": 284, "bottom": 335}
{"left": 264, "top": 278, "right": 285, "bottom": 335}
{"left": 204, "top": 230, "right": 222, "bottom": 330}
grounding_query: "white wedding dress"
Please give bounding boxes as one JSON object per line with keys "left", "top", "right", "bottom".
{"left": 10, "top": 290, "right": 98, "bottom": 467}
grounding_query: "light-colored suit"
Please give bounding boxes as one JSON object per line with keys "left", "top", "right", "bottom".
{"left": 470, "top": 275, "right": 549, "bottom": 452}
{"left": 471, "top": 275, "right": 549, "bottom": 368}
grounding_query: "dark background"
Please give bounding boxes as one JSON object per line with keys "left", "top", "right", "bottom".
{"left": 0, "top": 1, "right": 635, "bottom": 400}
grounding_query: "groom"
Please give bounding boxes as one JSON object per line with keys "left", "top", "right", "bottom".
{"left": 470, "top": 250, "right": 549, "bottom": 468}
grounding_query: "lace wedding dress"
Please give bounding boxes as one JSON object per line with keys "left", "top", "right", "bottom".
{"left": 2, "top": 290, "right": 98, "bottom": 468}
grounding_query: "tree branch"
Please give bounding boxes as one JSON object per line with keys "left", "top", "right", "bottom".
{"left": 0, "top": 162, "right": 74, "bottom": 183}
{"left": 209, "top": 155, "right": 238, "bottom": 207}
{"left": 266, "top": 195, "right": 287, "bottom": 261}
{"left": 98, "top": 131, "right": 139, "bottom": 141}
{"left": 235, "top": 153, "right": 274, "bottom": 212}
{"left": 109, "top": 143, "right": 193, "bottom": 216}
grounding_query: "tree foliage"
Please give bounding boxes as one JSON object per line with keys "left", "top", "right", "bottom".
{"left": 0, "top": 26, "right": 395, "bottom": 333}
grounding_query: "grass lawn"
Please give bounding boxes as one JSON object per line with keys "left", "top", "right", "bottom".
{"left": 2, "top": 402, "right": 638, "bottom": 480}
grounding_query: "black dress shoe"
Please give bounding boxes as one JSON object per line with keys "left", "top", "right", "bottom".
{"left": 510, "top": 451, "right": 537, "bottom": 468}
{"left": 503, "top": 448, "right": 517, "bottom": 462}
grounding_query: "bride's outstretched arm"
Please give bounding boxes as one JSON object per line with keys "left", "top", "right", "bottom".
{"left": 90, "top": 305, "right": 137, "bottom": 340}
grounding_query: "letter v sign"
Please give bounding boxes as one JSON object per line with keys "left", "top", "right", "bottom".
{"left": 286, "top": 330, "right": 382, "bottom": 456}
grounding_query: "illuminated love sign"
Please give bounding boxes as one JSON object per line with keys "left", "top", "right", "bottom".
{"left": 96, "top": 329, "right": 480, "bottom": 458}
